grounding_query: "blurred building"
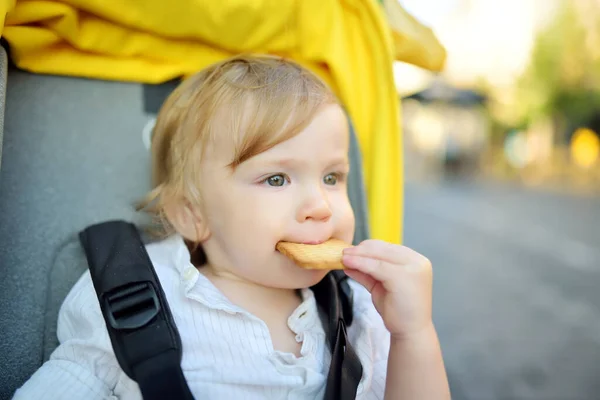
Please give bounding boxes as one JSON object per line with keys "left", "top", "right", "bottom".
{"left": 402, "top": 80, "right": 489, "bottom": 177}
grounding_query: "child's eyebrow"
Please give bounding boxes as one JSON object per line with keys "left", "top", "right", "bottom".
{"left": 260, "top": 158, "right": 305, "bottom": 169}
{"left": 259, "top": 156, "right": 349, "bottom": 169}
{"left": 330, "top": 157, "right": 350, "bottom": 167}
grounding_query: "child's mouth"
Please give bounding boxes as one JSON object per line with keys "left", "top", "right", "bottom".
{"left": 300, "top": 239, "right": 328, "bottom": 245}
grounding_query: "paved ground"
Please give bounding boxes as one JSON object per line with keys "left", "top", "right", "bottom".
{"left": 403, "top": 178, "right": 600, "bottom": 400}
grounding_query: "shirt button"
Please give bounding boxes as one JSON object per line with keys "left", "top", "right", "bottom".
{"left": 183, "top": 268, "right": 196, "bottom": 281}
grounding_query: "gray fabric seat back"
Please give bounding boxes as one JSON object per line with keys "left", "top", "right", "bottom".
{"left": 0, "top": 59, "right": 370, "bottom": 399}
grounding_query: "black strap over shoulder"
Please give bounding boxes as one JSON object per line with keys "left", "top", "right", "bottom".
{"left": 79, "top": 221, "right": 194, "bottom": 400}
{"left": 312, "top": 271, "right": 363, "bottom": 400}
{"left": 79, "top": 220, "right": 362, "bottom": 399}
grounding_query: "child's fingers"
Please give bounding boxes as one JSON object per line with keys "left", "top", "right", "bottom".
{"left": 342, "top": 254, "right": 396, "bottom": 286}
{"left": 344, "top": 268, "right": 377, "bottom": 293}
{"left": 344, "top": 239, "right": 428, "bottom": 267}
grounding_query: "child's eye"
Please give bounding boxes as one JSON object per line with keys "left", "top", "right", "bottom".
{"left": 263, "top": 174, "right": 289, "bottom": 187}
{"left": 324, "top": 172, "right": 345, "bottom": 185}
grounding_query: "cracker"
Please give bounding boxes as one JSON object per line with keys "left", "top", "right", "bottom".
{"left": 276, "top": 239, "right": 352, "bottom": 270}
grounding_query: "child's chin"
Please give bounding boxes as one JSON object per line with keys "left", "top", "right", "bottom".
{"left": 292, "top": 268, "right": 330, "bottom": 288}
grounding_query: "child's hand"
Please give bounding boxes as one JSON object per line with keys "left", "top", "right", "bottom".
{"left": 342, "top": 240, "right": 433, "bottom": 339}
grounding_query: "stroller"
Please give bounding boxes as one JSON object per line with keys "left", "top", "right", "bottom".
{"left": 0, "top": 1, "right": 445, "bottom": 398}
{"left": 0, "top": 44, "right": 372, "bottom": 399}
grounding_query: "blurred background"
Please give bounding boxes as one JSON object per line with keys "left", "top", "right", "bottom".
{"left": 396, "top": 0, "right": 600, "bottom": 398}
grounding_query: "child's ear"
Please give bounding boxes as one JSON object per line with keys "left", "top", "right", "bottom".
{"left": 164, "top": 199, "right": 210, "bottom": 243}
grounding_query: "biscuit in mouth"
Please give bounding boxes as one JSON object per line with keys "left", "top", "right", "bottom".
{"left": 276, "top": 239, "right": 352, "bottom": 270}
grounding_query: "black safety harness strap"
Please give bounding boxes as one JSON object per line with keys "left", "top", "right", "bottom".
{"left": 80, "top": 221, "right": 194, "bottom": 400}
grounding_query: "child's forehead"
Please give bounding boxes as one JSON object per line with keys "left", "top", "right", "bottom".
{"left": 201, "top": 101, "right": 330, "bottom": 165}
{"left": 217, "top": 104, "right": 349, "bottom": 167}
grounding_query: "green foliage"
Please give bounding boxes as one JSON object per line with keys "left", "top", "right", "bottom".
{"left": 516, "top": 0, "right": 600, "bottom": 126}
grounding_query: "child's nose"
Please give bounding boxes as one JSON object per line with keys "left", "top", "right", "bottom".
{"left": 296, "top": 187, "right": 332, "bottom": 223}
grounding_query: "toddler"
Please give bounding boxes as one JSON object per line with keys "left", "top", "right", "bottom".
{"left": 13, "top": 55, "right": 449, "bottom": 399}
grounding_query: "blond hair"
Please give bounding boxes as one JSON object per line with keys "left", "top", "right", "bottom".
{"left": 138, "top": 55, "right": 339, "bottom": 236}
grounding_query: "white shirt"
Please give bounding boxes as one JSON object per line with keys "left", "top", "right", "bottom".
{"left": 13, "top": 235, "right": 390, "bottom": 399}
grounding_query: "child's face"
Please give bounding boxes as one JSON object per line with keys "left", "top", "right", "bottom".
{"left": 197, "top": 103, "right": 355, "bottom": 289}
